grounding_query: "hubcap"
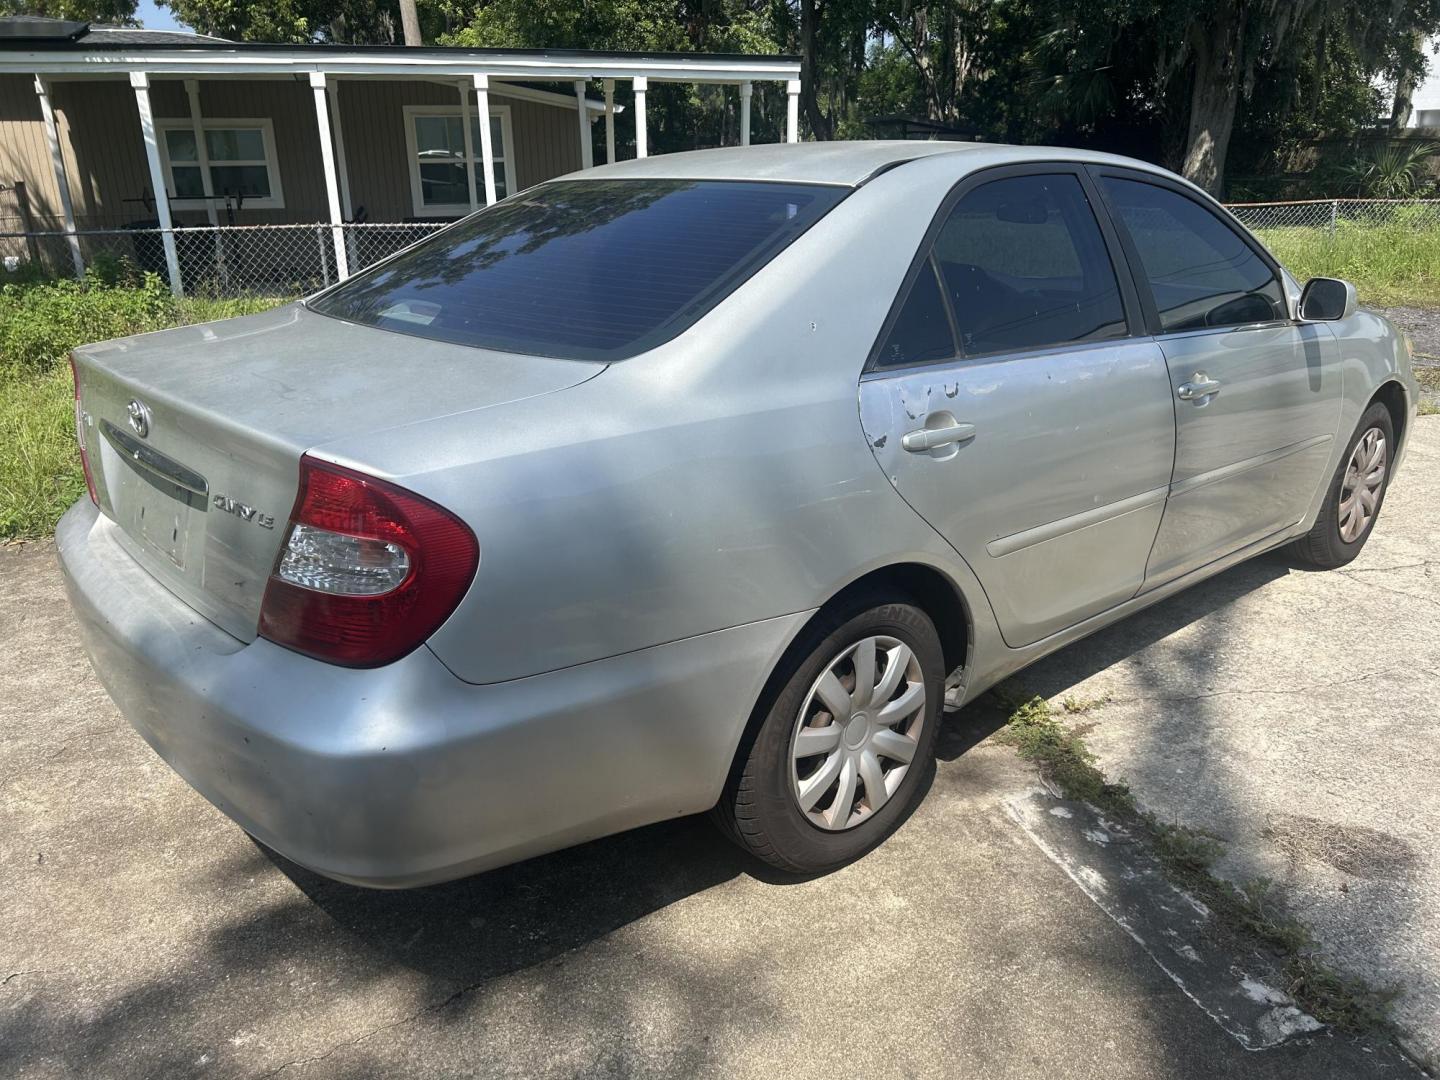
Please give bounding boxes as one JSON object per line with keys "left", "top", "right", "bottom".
{"left": 788, "top": 635, "right": 927, "bottom": 831}
{"left": 1338, "top": 427, "right": 1387, "bottom": 544}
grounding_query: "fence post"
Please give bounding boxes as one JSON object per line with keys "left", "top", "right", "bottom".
{"left": 317, "top": 225, "right": 332, "bottom": 288}
{"left": 1328, "top": 200, "right": 1338, "bottom": 239}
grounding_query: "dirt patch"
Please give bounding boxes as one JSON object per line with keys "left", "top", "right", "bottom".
{"left": 1262, "top": 812, "right": 1418, "bottom": 881}
{"left": 1374, "top": 306, "right": 1440, "bottom": 361}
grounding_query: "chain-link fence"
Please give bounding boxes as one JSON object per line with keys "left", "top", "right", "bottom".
{"left": 3, "top": 199, "right": 1439, "bottom": 299}
{"left": 0, "top": 221, "right": 448, "bottom": 299}
{"left": 1227, "top": 198, "right": 1440, "bottom": 233}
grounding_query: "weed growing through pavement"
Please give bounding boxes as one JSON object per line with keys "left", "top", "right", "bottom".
{"left": 995, "top": 692, "right": 1399, "bottom": 1037}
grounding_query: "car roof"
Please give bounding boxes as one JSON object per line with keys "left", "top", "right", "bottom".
{"left": 575, "top": 141, "right": 1176, "bottom": 188}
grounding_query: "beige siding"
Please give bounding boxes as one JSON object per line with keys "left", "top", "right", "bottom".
{"left": 0, "top": 74, "right": 65, "bottom": 230}
{"left": 52, "top": 79, "right": 149, "bottom": 228}
{"left": 0, "top": 75, "right": 582, "bottom": 234}
{"left": 336, "top": 80, "right": 582, "bottom": 222}
{"left": 507, "top": 94, "right": 584, "bottom": 189}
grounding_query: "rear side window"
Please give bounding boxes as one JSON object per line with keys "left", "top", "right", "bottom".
{"left": 309, "top": 179, "right": 847, "bottom": 361}
{"left": 1100, "top": 177, "right": 1286, "bottom": 333}
{"left": 933, "top": 173, "right": 1128, "bottom": 356}
{"left": 874, "top": 260, "right": 956, "bottom": 369}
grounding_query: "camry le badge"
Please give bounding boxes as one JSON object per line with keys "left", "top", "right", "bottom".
{"left": 213, "top": 494, "right": 276, "bottom": 529}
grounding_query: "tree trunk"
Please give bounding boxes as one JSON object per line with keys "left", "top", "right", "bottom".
{"left": 1391, "top": 31, "right": 1424, "bottom": 129}
{"left": 399, "top": 0, "right": 422, "bottom": 47}
{"left": 799, "top": 0, "right": 832, "bottom": 140}
{"left": 1181, "top": 13, "right": 1243, "bottom": 196}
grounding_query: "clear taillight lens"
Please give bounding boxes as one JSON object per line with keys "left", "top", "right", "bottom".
{"left": 258, "top": 456, "right": 478, "bottom": 668}
{"left": 69, "top": 355, "right": 98, "bottom": 506}
{"left": 276, "top": 524, "right": 412, "bottom": 595}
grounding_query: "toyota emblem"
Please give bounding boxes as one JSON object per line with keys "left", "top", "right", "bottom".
{"left": 126, "top": 399, "right": 151, "bottom": 439}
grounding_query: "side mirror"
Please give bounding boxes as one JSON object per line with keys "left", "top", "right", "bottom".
{"left": 1299, "top": 277, "right": 1357, "bottom": 322}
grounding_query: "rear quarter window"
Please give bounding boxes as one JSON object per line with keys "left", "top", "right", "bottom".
{"left": 309, "top": 179, "right": 847, "bottom": 361}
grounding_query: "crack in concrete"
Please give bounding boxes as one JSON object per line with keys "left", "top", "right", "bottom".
{"left": 1338, "top": 559, "right": 1437, "bottom": 574}
{"left": 1105, "top": 666, "right": 1408, "bottom": 706}
{"left": 2, "top": 970, "right": 45, "bottom": 986}
{"left": 1335, "top": 568, "right": 1440, "bottom": 610}
{"left": 253, "top": 983, "right": 474, "bottom": 1079}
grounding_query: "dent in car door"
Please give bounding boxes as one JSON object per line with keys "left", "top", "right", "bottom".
{"left": 859, "top": 169, "right": 1176, "bottom": 649}
{"left": 862, "top": 341, "right": 1176, "bottom": 648}
{"left": 1091, "top": 172, "right": 1343, "bottom": 588}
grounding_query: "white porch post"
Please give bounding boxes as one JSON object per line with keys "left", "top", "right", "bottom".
{"left": 458, "top": 78, "right": 479, "bottom": 212}
{"left": 603, "top": 79, "right": 616, "bottom": 163}
{"left": 327, "top": 81, "right": 353, "bottom": 220}
{"left": 633, "top": 76, "right": 648, "bottom": 158}
{"left": 740, "top": 81, "right": 752, "bottom": 147}
{"left": 33, "top": 76, "right": 83, "bottom": 278}
{"left": 786, "top": 78, "right": 800, "bottom": 143}
{"left": 130, "top": 72, "right": 183, "bottom": 296}
{"left": 473, "top": 74, "right": 497, "bottom": 205}
{"left": 183, "top": 80, "right": 218, "bottom": 226}
{"left": 308, "top": 72, "right": 349, "bottom": 280}
{"left": 185, "top": 78, "right": 232, "bottom": 289}
{"left": 573, "top": 80, "right": 593, "bottom": 169}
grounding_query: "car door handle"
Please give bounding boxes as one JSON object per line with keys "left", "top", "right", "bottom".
{"left": 1177, "top": 374, "right": 1222, "bottom": 401}
{"left": 902, "top": 421, "right": 976, "bottom": 453}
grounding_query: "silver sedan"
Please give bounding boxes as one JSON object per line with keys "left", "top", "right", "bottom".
{"left": 59, "top": 143, "right": 1420, "bottom": 886}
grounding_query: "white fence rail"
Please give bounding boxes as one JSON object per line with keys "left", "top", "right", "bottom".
{"left": 3, "top": 199, "right": 1439, "bottom": 299}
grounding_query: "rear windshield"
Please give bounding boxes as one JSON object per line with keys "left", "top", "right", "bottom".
{"left": 309, "top": 179, "right": 847, "bottom": 361}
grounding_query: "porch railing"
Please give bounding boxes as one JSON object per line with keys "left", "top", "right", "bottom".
{"left": 4, "top": 198, "right": 1440, "bottom": 300}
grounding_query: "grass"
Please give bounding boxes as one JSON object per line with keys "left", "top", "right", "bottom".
{"left": 0, "top": 275, "right": 285, "bottom": 542}
{"left": 0, "top": 366, "right": 87, "bottom": 540}
{"left": 1253, "top": 217, "right": 1440, "bottom": 309}
{"left": 996, "top": 693, "right": 1399, "bottom": 1037}
{"left": 1416, "top": 365, "right": 1440, "bottom": 416}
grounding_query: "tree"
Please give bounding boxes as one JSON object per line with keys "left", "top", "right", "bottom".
{"left": 442, "top": 0, "right": 790, "bottom": 151}
{"left": 398, "top": 0, "right": 420, "bottom": 44}
{"left": 157, "top": 0, "right": 449, "bottom": 43}
{"left": 0, "top": 0, "right": 137, "bottom": 21}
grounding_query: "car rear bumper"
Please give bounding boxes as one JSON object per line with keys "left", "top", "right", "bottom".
{"left": 57, "top": 499, "right": 805, "bottom": 887}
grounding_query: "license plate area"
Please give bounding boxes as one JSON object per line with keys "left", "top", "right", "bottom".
{"left": 101, "top": 420, "right": 208, "bottom": 572}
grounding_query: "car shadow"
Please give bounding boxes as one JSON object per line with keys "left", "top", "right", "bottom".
{"left": 254, "top": 554, "right": 1292, "bottom": 996}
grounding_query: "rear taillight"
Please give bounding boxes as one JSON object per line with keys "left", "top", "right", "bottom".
{"left": 258, "top": 456, "right": 479, "bottom": 668}
{"left": 69, "top": 355, "right": 98, "bottom": 506}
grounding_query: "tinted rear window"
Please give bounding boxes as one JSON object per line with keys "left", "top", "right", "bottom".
{"left": 309, "top": 179, "right": 847, "bottom": 361}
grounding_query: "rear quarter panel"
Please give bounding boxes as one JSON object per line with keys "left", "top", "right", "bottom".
{"left": 312, "top": 158, "right": 1004, "bottom": 685}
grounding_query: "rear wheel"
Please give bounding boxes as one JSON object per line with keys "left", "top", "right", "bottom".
{"left": 1285, "top": 402, "right": 1394, "bottom": 570}
{"left": 715, "top": 595, "right": 944, "bottom": 874}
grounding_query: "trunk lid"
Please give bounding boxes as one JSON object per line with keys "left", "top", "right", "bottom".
{"left": 74, "top": 302, "right": 602, "bottom": 642}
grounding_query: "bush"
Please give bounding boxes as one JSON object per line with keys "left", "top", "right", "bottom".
{"left": 0, "top": 272, "right": 174, "bottom": 376}
{"left": 0, "top": 270, "right": 284, "bottom": 378}
{"left": 0, "top": 276, "right": 285, "bottom": 540}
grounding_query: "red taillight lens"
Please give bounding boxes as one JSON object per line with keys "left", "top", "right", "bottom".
{"left": 258, "top": 456, "right": 479, "bottom": 668}
{"left": 69, "top": 355, "right": 98, "bottom": 506}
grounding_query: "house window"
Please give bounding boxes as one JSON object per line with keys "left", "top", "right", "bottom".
{"left": 404, "top": 105, "right": 516, "bottom": 217}
{"left": 159, "top": 119, "right": 284, "bottom": 210}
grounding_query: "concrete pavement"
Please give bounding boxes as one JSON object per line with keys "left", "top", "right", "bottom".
{"left": 1019, "top": 414, "right": 1440, "bottom": 1069}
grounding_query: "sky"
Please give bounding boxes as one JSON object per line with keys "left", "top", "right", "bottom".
{"left": 134, "top": 0, "right": 184, "bottom": 31}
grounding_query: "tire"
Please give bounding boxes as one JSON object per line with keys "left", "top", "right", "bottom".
{"left": 714, "top": 593, "right": 945, "bottom": 874}
{"left": 1284, "top": 401, "right": 1395, "bottom": 570}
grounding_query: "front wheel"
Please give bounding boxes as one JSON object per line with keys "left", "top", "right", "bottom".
{"left": 1285, "top": 401, "right": 1394, "bottom": 570}
{"left": 714, "top": 595, "right": 944, "bottom": 874}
